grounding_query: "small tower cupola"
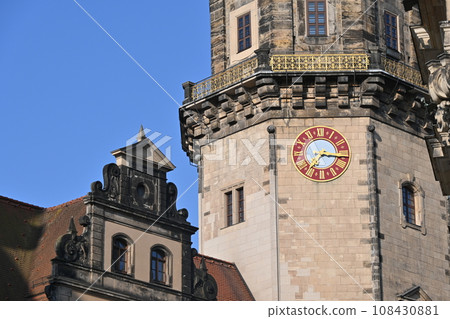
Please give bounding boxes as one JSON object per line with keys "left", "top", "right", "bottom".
{"left": 111, "top": 125, "right": 175, "bottom": 174}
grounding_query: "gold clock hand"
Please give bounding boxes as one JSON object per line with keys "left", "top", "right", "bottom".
{"left": 309, "top": 149, "right": 326, "bottom": 168}
{"left": 321, "top": 150, "right": 349, "bottom": 157}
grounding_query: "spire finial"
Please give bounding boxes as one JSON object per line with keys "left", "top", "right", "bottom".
{"left": 137, "top": 125, "right": 146, "bottom": 142}
{"left": 68, "top": 216, "right": 77, "bottom": 237}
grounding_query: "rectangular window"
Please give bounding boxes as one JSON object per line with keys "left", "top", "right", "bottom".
{"left": 238, "top": 13, "right": 252, "bottom": 52}
{"left": 237, "top": 188, "right": 244, "bottom": 223}
{"left": 226, "top": 192, "right": 233, "bottom": 226}
{"left": 307, "top": 1, "right": 327, "bottom": 36}
{"left": 385, "top": 11, "right": 398, "bottom": 51}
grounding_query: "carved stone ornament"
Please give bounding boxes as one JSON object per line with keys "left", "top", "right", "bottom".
{"left": 427, "top": 58, "right": 450, "bottom": 138}
{"left": 165, "top": 183, "right": 189, "bottom": 222}
{"left": 193, "top": 257, "right": 218, "bottom": 301}
{"left": 90, "top": 163, "right": 120, "bottom": 200}
{"left": 436, "top": 105, "right": 450, "bottom": 133}
{"left": 55, "top": 216, "right": 89, "bottom": 265}
{"left": 166, "top": 182, "right": 178, "bottom": 216}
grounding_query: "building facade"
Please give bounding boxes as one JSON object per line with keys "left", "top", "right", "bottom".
{"left": 403, "top": 0, "right": 450, "bottom": 195}
{"left": 180, "top": 0, "right": 450, "bottom": 300}
{"left": 0, "top": 127, "right": 254, "bottom": 301}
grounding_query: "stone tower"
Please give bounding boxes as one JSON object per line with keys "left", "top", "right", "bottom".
{"left": 180, "top": 0, "right": 450, "bottom": 300}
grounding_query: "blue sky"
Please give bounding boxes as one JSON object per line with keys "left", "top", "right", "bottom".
{"left": 0, "top": 1, "right": 211, "bottom": 247}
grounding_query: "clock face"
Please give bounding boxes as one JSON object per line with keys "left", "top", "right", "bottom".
{"left": 292, "top": 126, "right": 351, "bottom": 182}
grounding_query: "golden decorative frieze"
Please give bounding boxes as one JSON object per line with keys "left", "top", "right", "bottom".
{"left": 270, "top": 53, "right": 370, "bottom": 72}
{"left": 191, "top": 56, "right": 258, "bottom": 101}
{"left": 382, "top": 56, "right": 425, "bottom": 88}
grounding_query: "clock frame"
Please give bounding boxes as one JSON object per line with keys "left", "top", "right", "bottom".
{"left": 291, "top": 126, "right": 351, "bottom": 182}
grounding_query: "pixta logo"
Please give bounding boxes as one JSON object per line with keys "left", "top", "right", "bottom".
{"left": 123, "top": 126, "right": 173, "bottom": 174}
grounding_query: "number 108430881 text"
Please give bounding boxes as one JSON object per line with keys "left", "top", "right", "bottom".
{"left": 373, "top": 305, "right": 438, "bottom": 316}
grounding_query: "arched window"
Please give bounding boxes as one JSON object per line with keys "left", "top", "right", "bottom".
{"left": 151, "top": 249, "right": 166, "bottom": 284}
{"left": 402, "top": 185, "right": 416, "bottom": 224}
{"left": 399, "top": 178, "right": 426, "bottom": 235}
{"left": 112, "top": 236, "right": 130, "bottom": 274}
{"left": 150, "top": 246, "right": 172, "bottom": 286}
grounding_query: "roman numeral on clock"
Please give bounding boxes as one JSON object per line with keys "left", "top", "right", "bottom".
{"left": 297, "top": 159, "right": 307, "bottom": 169}
{"left": 330, "top": 168, "right": 337, "bottom": 176}
{"left": 336, "top": 159, "right": 346, "bottom": 169}
{"left": 336, "top": 139, "right": 345, "bottom": 146}
{"left": 316, "top": 128, "right": 324, "bottom": 137}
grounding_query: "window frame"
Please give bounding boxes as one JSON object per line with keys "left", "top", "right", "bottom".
{"left": 150, "top": 245, "right": 172, "bottom": 286}
{"left": 237, "top": 12, "right": 252, "bottom": 53}
{"left": 384, "top": 11, "right": 399, "bottom": 52}
{"left": 237, "top": 187, "right": 245, "bottom": 223}
{"left": 307, "top": 0, "right": 327, "bottom": 37}
{"left": 225, "top": 191, "right": 233, "bottom": 227}
{"left": 402, "top": 185, "right": 416, "bottom": 225}
{"left": 398, "top": 178, "right": 426, "bottom": 235}
{"left": 223, "top": 184, "right": 245, "bottom": 227}
{"left": 111, "top": 235, "right": 133, "bottom": 276}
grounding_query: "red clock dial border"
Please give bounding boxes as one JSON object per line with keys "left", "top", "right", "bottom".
{"left": 291, "top": 126, "right": 351, "bottom": 182}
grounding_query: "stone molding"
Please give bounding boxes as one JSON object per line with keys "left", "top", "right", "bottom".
{"left": 180, "top": 71, "right": 431, "bottom": 161}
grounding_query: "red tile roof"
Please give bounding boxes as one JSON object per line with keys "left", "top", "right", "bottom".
{"left": 28, "top": 197, "right": 86, "bottom": 300}
{"left": 193, "top": 254, "right": 254, "bottom": 301}
{"left": 0, "top": 196, "right": 45, "bottom": 300}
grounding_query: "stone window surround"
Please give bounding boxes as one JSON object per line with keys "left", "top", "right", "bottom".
{"left": 398, "top": 175, "right": 426, "bottom": 235}
{"left": 111, "top": 233, "right": 135, "bottom": 276}
{"left": 228, "top": 1, "right": 259, "bottom": 66}
{"left": 221, "top": 182, "right": 245, "bottom": 228}
{"left": 150, "top": 244, "right": 173, "bottom": 287}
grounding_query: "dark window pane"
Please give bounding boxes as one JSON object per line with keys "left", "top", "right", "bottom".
{"left": 238, "top": 188, "right": 244, "bottom": 223}
{"left": 245, "top": 37, "right": 251, "bottom": 48}
{"left": 402, "top": 186, "right": 416, "bottom": 224}
{"left": 239, "top": 29, "right": 244, "bottom": 39}
{"left": 238, "top": 17, "right": 243, "bottom": 28}
{"left": 151, "top": 249, "right": 166, "bottom": 284}
{"left": 308, "top": 3, "right": 315, "bottom": 11}
{"left": 245, "top": 14, "right": 250, "bottom": 25}
{"left": 226, "top": 192, "right": 233, "bottom": 226}
{"left": 318, "top": 2, "right": 325, "bottom": 11}
{"left": 318, "top": 14, "right": 325, "bottom": 23}
{"left": 245, "top": 26, "right": 250, "bottom": 36}
{"left": 309, "top": 14, "right": 315, "bottom": 23}
{"left": 318, "top": 25, "right": 325, "bottom": 35}
{"left": 310, "top": 26, "right": 316, "bottom": 35}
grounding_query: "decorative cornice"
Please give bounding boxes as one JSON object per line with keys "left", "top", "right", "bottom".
{"left": 180, "top": 70, "right": 432, "bottom": 161}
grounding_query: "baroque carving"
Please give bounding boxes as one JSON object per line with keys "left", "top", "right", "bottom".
{"left": 55, "top": 216, "right": 90, "bottom": 265}
{"left": 428, "top": 59, "right": 450, "bottom": 136}
{"left": 166, "top": 183, "right": 189, "bottom": 221}
{"left": 193, "top": 256, "right": 218, "bottom": 301}
{"left": 90, "top": 163, "right": 121, "bottom": 201}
